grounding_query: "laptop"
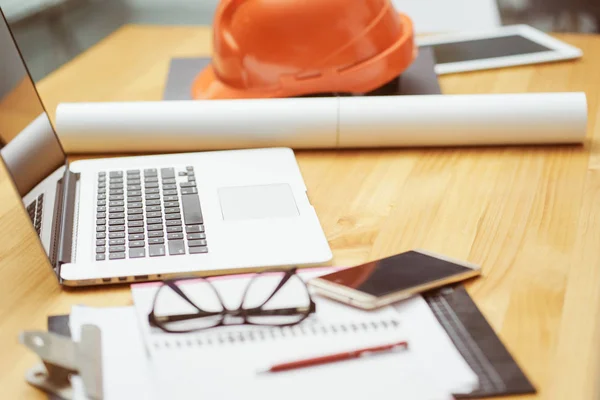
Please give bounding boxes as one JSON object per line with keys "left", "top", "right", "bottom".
{"left": 0, "top": 10, "right": 332, "bottom": 286}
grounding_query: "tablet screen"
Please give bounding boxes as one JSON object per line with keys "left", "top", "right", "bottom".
{"left": 424, "top": 35, "right": 552, "bottom": 64}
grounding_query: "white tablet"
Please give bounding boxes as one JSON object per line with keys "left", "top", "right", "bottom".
{"left": 417, "top": 25, "right": 583, "bottom": 75}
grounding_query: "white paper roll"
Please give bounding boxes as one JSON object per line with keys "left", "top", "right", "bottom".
{"left": 55, "top": 93, "right": 587, "bottom": 153}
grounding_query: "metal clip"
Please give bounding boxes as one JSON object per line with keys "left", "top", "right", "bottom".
{"left": 19, "top": 324, "right": 103, "bottom": 400}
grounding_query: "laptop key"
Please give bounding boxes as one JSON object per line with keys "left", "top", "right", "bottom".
{"left": 98, "top": 200, "right": 107, "bottom": 206}
{"left": 97, "top": 194, "right": 106, "bottom": 200}
{"left": 149, "top": 244, "right": 166, "bottom": 257}
{"left": 98, "top": 206, "right": 107, "bottom": 212}
{"left": 128, "top": 202, "right": 142, "bottom": 209}
{"left": 144, "top": 168, "right": 157, "bottom": 176}
{"left": 161, "top": 168, "right": 175, "bottom": 179}
{"left": 144, "top": 177, "right": 158, "bottom": 183}
{"left": 149, "top": 237, "right": 164, "bottom": 245}
{"left": 109, "top": 232, "right": 126, "bottom": 239}
{"left": 164, "top": 196, "right": 178, "bottom": 202}
{"left": 127, "top": 190, "right": 142, "bottom": 197}
{"left": 181, "top": 187, "right": 198, "bottom": 195}
{"left": 109, "top": 201, "right": 124, "bottom": 207}
{"left": 189, "top": 246, "right": 208, "bottom": 254}
{"left": 109, "top": 189, "right": 123, "bottom": 195}
{"left": 180, "top": 182, "right": 195, "bottom": 188}
{"left": 148, "top": 231, "right": 164, "bottom": 238}
{"left": 129, "top": 241, "right": 145, "bottom": 248}
{"left": 147, "top": 211, "right": 162, "bottom": 218}
{"left": 96, "top": 253, "right": 106, "bottom": 261}
{"left": 96, "top": 226, "right": 106, "bottom": 232}
{"left": 147, "top": 224, "right": 164, "bottom": 231}
{"left": 187, "top": 233, "right": 206, "bottom": 240}
{"left": 128, "top": 214, "right": 143, "bottom": 221}
{"left": 145, "top": 182, "right": 159, "bottom": 189}
{"left": 162, "top": 178, "right": 176, "bottom": 185}
{"left": 109, "top": 226, "right": 125, "bottom": 232}
{"left": 145, "top": 188, "right": 160, "bottom": 194}
{"left": 146, "top": 206, "right": 162, "bottom": 213}
{"left": 96, "top": 212, "right": 106, "bottom": 219}
{"left": 164, "top": 201, "right": 179, "bottom": 208}
{"left": 181, "top": 193, "right": 203, "bottom": 225}
{"left": 166, "top": 220, "right": 181, "bottom": 227}
{"left": 96, "top": 246, "right": 105, "bottom": 253}
{"left": 128, "top": 196, "right": 142, "bottom": 203}
{"left": 128, "top": 208, "right": 143, "bottom": 215}
{"left": 186, "top": 225, "right": 204, "bottom": 233}
{"left": 97, "top": 232, "right": 106, "bottom": 239}
{"left": 109, "top": 212, "right": 125, "bottom": 219}
{"left": 167, "top": 226, "right": 183, "bottom": 233}
{"left": 128, "top": 227, "right": 144, "bottom": 234}
{"left": 165, "top": 213, "right": 181, "bottom": 220}
{"left": 146, "top": 200, "right": 161, "bottom": 206}
{"left": 127, "top": 185, "right": 141, "bottom": 191}
{"left": 109, "top": 239, "right": 125, "bottom": 246}
{"left": 186, "top": 166, "right": 193, "bottom": 171}
{"left": 129, "top": 234, "right": 145, "bottom": 241}
{"left": 146, "top": 194, "right": 160, "bottom": 200}
{"left": 162, "top": 184, "right": 177, "bottom": 190}
{"left": 127, "top": 169, "right": 140, "bottom": 175}
{"left": 109, "top": 184, "right": 123, "bottom": 190}
{"left": 109, "top": 171, "right": 123, "bottom": 178}
{"left": 147, "top": 218, "right": 162, "bottom": 225}
{"left": 178, "top": 171, "right": 187, "bottom": 177}
{"left": 109, "top": 195, "right": 124, "bottom": 201}
{"left": 188, "top": 239, "right": 207, "bottom": 247}
{"left": 109, "top": 219, "right": 125, "bottom": 226}
{"left": 109, "top": 245, "right": 126, "bottom": 253}
{"left": 109, "top": 206, "right": 124, "bottom": 213}
{"left": 168, "top": 240, "right": 186, "bottom": 255}
{"left": 163, "top": 190, "right": 177, "bottom": 196}
{"left": 129, "top": 248, "right": 145, "bottom": 258}
{"left": 109, "top": 252, "right": 126, "bottom": 260}
{"left": 165, "top": 207, "right": 180, "bottom": 214}
{"left": 167, "top": 233, "right": 184, "bottom": 240}
{"left": 98, "top": 188, "right": 106, "bottom": 194}
{"left": 127, "top": 179, "right": 141, "bottom": 186}
{"left": 96, "top": 239, "right": 106, "bottom": 246}
{"left": 129, "top": 221, "right": 144, "bottom": 227}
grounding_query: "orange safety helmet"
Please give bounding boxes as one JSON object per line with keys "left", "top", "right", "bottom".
{"left": 192, "top": 0, "right": 416, "bottom": 100}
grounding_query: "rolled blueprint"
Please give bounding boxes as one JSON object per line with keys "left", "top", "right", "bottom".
{"left": 55, "top": 93, "right": 587, "bottom": 153}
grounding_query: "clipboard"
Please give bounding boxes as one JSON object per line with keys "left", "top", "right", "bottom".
{"left": 20, "top": 316, "right": 103, "bottom": 400}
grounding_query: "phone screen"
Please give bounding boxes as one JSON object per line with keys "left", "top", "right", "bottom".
{"left": 423, "top": 35, "right": 552, "bottom": 64}
{"left": 317, "top": 251, "right": 474, "bottom": 297}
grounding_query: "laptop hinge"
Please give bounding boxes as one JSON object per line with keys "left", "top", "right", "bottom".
{"left": 56, "top": 167, "right": 80, "bottom": 277}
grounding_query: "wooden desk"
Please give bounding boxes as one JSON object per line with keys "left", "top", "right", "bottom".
{"left": 1, "top": 25, "right": 600, "bottom": 399}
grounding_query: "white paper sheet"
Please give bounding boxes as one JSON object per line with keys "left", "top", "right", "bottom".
{"left": 131, "top": 269, "right": 478, "bottom": 399}
{"left": 69, "top": 306, "right": 155, "bottom": 400}
{"left": 55, "top": 93, "right": 588, "bottom": 153}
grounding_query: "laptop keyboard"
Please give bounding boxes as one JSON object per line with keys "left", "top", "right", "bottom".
{"left": 26, "top": 193, "right": 44, "bottom": 236}
{"left": 95, "top": 167, "right": 208, "bottom": 261}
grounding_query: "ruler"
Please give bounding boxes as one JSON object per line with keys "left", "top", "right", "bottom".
{"left": 423, "top": 285, "right": 536, "bottom": 398}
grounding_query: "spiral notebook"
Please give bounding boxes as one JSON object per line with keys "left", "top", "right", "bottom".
{"left": 131, "top": 269, "right": 477, "bottom": 400}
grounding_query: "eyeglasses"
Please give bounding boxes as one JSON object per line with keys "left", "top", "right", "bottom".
{"left": 148, "top": 267, "right": 316, "bottom": 333}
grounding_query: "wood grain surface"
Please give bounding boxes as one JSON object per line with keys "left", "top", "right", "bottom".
{"left": 1, "top": 25, "right": 600, "bottom": 399}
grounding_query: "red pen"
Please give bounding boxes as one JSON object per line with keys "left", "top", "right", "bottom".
{"left": 258, "top": 340, "right": 409, "bottom": 373}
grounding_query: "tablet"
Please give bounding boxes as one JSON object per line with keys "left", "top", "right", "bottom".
{"left": 417, "top": 25, "right": 583, "bottom": 75}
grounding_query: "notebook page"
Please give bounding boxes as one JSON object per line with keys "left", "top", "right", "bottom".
{"left": 132, "top": 272, "right": 452, "bottom": 399}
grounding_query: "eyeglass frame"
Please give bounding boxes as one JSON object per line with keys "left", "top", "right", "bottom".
{"left": 148, "top": 267, "right": 317, "bottom": 334}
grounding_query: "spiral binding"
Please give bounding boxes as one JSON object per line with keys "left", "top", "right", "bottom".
{"left": 152, "top": 319, "right": 401, "bottom": 350}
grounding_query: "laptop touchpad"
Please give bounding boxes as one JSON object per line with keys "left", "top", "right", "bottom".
{"left": 218, "top": 184, "right": 300, "bottom": 221}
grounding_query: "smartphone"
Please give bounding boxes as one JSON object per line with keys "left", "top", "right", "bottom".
{"left": 416, "top": 24, "right": 582, "bottom": 75}
{"left": 309, "top": 250, "right": 481, "bottom": 310}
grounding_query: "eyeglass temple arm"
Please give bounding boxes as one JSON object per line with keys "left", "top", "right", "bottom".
{"left": 254, "top": 268, "right": 298, "bottom": 308}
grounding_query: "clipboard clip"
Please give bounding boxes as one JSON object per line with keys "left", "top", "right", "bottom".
{"left": 19, "top": 324, "right": 103, "bottom": 400}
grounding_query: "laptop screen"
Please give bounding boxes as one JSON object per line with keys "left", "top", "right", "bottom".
{"left": 0, "top": 10, "right": 66, "bottom": 197}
